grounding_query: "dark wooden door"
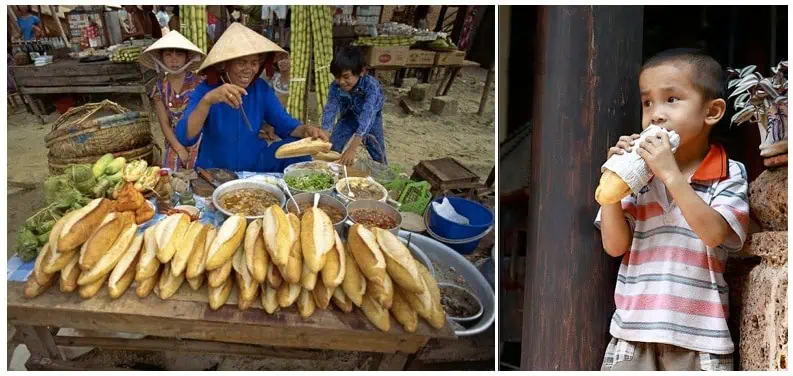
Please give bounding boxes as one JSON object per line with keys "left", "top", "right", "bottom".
{"left": 520, "top": 5, "right": 644, "bottom": 370}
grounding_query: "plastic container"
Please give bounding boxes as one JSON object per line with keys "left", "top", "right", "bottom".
{"left": 428, "top": 197, "right": 493, "bottom": 240}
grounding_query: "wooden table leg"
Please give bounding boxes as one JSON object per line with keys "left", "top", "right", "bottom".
{"left": 375, "top": 352, "right": 410, "bottom": 370}
{"left": 435, "top": 68, "right": 450, "bottom": 96}
{"left": 17, "top": 325, "right": 63, "bottom": 361}
{"left": 394, "top": 68, "right": 406, "bottom": 88}
{"left": 442, "top": 67, "right": 462, "bottom": 96}
{"left": 421, "top": 68, "right": 432, "bottom": 84}
{"left": 478, "top": 66, "right": 495, "bottom": 115}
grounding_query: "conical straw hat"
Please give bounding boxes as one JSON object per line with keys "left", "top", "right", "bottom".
{"left": 198, "top": 22, "right": 286, "bottom": 74}
{"left": 138, "top": 31, "right": 205, "bottom": 71}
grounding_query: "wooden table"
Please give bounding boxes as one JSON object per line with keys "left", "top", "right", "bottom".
{"left": 8, "top": 281, "right": 455, "bottom": 370}
{"left": 368, "top": 60, "right": 481, "bottom": 90}
{"left": 11, "top": 59, "right": 156, "bottom": 124}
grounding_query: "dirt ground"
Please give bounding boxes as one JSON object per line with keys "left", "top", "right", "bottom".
{"left": 5, "top": 67, "right": 494, "bottom": 370}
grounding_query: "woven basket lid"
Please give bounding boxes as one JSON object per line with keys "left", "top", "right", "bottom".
{"left": 138, "top": 31, "right": 205, "bottom": 71}
{"left": 198, "top": 22, "right": 286, "bottom": 74}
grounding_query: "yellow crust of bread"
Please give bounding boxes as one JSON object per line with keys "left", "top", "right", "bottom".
{"left": 313, "top": 150, "right": 342, "bottom": 162}
{"left": 321, "top": 231, "right": 346, "bottom": 288}
{"left": 187, "top": 275, "right": 204, "bottom": 291}
{"left": 282, "top": 214, "right": 303, "bottom": 284}
{"left": 78, "top": 212, "right": 122, "bottom": 271}
{"left": 155, "top": 213, "right": 191, "bottom": 263}
{"left": 297, "top": 288, "right": 316, "bottom": 318}
{"left": 77, "top": 223, "right": 138, "bottom": 286}
{"left": 361, "top": 293, "right": 390, "bottom": 332}
{"left": 267, "top": 262, "right": 283, "bottom": 288}
{"left": 277, "top": 283, "right": 301, "bottom": 308}
{"left": 24, "top": 271, "right": 56, "bottom": 298}
{"left": 275, "top": 137, "right": 332, "bottom": 159}
{"left": 244, "top": 219, "right": 268, "bottom": 283}
{"left": 59, "top": 198, "right": 113, "bottom": 252}
{"left": 595, "top": 169, "right": 632, "bottom": 205}
{"left": 136, "top": 225, "right": 162, "bottom": 282}
{"left": 331, "top": 287, "right": 354, "bottom": 313}
{"left": 171, "top": 221, "right": 208, "bottom": 277}
{"left": 135, "top": 269, "right": 160, "bottom": 298}
{"left": 367, "top": 272, "right": 394, "bottom": 309}
{"left": 262, "top": 205, "right": 295, "bottom": 268}
{"left": 347, "top": 224, "right": 386, "bottom": 284}
{"left": 312, "top": 277, "right": 334, "bottom": 310}
{"left": 375, "top": 228, "right": 423, "bottom": 294}
{"left": 235, "top": 273, "right": 258, "bottom": 311}
{"left": 158, "top": 263, "right": 185, "bottom": 300}
{"left": 206, "top": 215, "right": 246, "bottom": 270}
{"left": 108, "top": 254, "right": 139, "bottom": 299}
{"left": 59, "top": 253, "right": 81, "bottom": 293}
{"left": 49, "top": 210, "right": 80, "bottom": 254}
{"left": 391, "top": 288, "right": 418, "bottom": 333}
{"left": 301, "top": 208, "right": 334, "bottom": 273}
{"left": 261, "top": 282, "right": 279, "bottom": 314}
{"left": 33, "top": 242, "right": 54, "bottom": 285}
{"left": 208, "top": 278, "right": 233, "bottom": 310}
{"left": 416, "top": 262, "right": 446, "bottom": 329}
{"left": 342, "top": 247, "right": 367, "bottom": 307}
{"left": 187, "top": 226, "right": 216, "bottom": 280}
{"left": 208, "top": 250, "right": 235, "bottom": 288}
{"left": 78, "top": 273, "right": 108, "bottom": 299}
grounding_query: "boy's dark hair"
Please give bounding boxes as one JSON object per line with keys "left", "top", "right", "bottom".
{"left": 330, "top": 46, "right": 365, "bottom": 77}
{"left": 642, "top": 48, "right": 725, "bottom": 101}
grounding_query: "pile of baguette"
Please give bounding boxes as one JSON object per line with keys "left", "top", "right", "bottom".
{"left": 24, "top": 198, "right": 447, "bottom": 333}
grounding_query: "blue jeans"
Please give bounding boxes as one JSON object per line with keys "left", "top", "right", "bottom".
{"left": 329, "top": 118, "right": 387, "bottom": 164}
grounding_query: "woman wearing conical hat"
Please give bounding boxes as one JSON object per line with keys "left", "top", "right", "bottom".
{"left": 174, "top": 23, "right": 328, "bottom": 173}
{"left": 139, "top": 30, "right": 205, "bottom": 171}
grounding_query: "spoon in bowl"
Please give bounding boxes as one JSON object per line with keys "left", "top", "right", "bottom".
{"left": 280, "top": 180, "right": 300, "bottom": 214}
{"left": 344, "top": 165, "right": 355, "bottom": 198}
{"left": 313, "top": 193, "right": 320, "bottom": 209}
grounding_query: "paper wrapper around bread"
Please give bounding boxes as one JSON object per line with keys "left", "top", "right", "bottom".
{"left": 595, "top": 125, "right": 681, "bottom": 205}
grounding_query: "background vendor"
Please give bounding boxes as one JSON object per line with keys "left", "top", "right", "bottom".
{"left": 176, "top": 23, "right": 327, "bottom": 173}
{"left": 321, "top": 46, "right": 387, "bottom": 166}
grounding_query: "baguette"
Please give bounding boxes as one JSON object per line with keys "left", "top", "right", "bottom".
{"left": 347, "top": 224, "right": 387, "bottom": 285}
{"left": 235, "top": 274, "right": 258, "bottom": 311}
{"left": 361, "top": 293, "right": 390, "bottom": 332}
{"left": 342, "top": 247, "right": 367, "bottom": 307}
{"left": 187, "top": 275, "right": 205, "bottom": 291}
{"left": 49, "top": 210, "right": 81, "bottom": 254}
{"left": 155, "top": 213, "right": 191, "bottom": 263}
{"left": 77, "top": 223, "right": 138, "bottom": 286}
{"left": 312, "top": 277, "right": 334, "bottom": 310}
{"left": 267, "top": 262, "right": 283, "bottom": 288}
{"left": 208, "top": 278, "right": 233, "bottom": 310}
{"left": 33, "top": 242, "right": 54, "bottom": 285}
{"left": 277, "top": 283, "right": 301, "bottom": 308}
{"left": 262, "top": 205, "right": 294, "bottom": 268}
{"left": 107, "top": 232, "right": 144, "bottom": 298}
{"left": 313, "top": 150, "right": 342, "bottom": 162}
{"left": 43, "top": 243, "right": 78, "bottom": 274}
{"left": 275, "top": 137, "right": 332, "bottom": 159}
{"left": 79, "top": 273, "right": 108, "bottom": 299}
{"left": 261, "top": 282, "right": 279, "bottom": 314}
{"left": 367, "top": 272, "right": 394, "bottom": 309}
{"left": 232, "top": 247, "right": 258, "bottom": 304}
{"left": 331, "top": 287, "right": 354, "bottom": 313}
{"left": 57, "top": 198, "right": 113, "bottom": 252}
{"left": 297, "top": 288, "right": 316, "bottom": 318}
{"left": 59, "top": 252, "right": 81, "bottom": 293}
{"left": 135, "top": 266, "right": 160, "bottom": 298}
{"left": 300, "top": 263, "right": 317, "bottom": 290}
{"left": 416, "top": 262, "right": 446, "bottom": 329}
{"left": 400, "top": 268, "right": 433, "bottom": 321}
{"left": 243, "top": 219, "right": 268, "bottom": 283}
{"left": 78, "top": 212, "right": 123, "bottom": 271}
{"left": 281, "top": 213, "right": 303, "bottom": 284}
{"left": 208, "top": 250, "right": 235, "bottom": 288}
{"left": 158, "top": 263, "right": 185, "bottom": 299}
{"left": 24, "top": 269, "right": 56, "bottom": 298}
{"left": 375, "top": 228, "right": 423, "bottom": 293}
{"left": 171, "top": 221, "right": 208, "bottom": 277}
{"left": 595, "top": 169, "right": 632, "bottom": 205}
{"left": 391, "top": 288, "right": 418, "bottom": 333}
{"left": 321, "top": 231, "right": 346, "bottom": 288}
{"left": 206, "top": 215, "right": 246, "bottom": 270}
{"left": 135, "top": 225, "right": 162, "bottom": 282}
{"left": 187, "top": 226, "right": 216, "bottom": 280}
{"left": 301, "top": 208, "right": 334, "bottom": 273}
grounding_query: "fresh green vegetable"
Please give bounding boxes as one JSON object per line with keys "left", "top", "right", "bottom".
{"left": 285, "top": 172, "right": 334, "bottom": 192}
{"left": 92, "top": 153, "right": 115, "bottom": 177}
{"left": 16, "top": 227, "right": 39, "bottom": 261}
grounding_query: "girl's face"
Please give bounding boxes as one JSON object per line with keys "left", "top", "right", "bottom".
{"left": 224, "top": 55, "right": 260, "bottom": 88}
{"left": 162, "top": 49, "right": 187, "bottom": 70}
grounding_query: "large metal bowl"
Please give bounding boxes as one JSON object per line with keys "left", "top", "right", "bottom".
{"left": 212, "top": 179, "right": 286, "bottom": 222}
{"left": 398, "top": 230, "right": 494, "bottom": 337}
{"left": 344, "top": 199, "right": 402, "bottom": 237}
{"left": 285, "top": 193, "right": 348, "bottom": 235}
{"left": 283, "top": 169, "right": 336, "bottom": 196}
{"left": 335, "top": 177, "right": 389, "bottom": 203}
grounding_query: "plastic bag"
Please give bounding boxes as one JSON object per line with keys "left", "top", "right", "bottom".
{"left": 431, "top": 197, "right": 470, "bottom": 225}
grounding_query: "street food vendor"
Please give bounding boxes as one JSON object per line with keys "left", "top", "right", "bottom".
{"left": 175, "top": 23, "right": 328, "bottom": 173}
{"left": 138, "top": 30, "right": 205, "bottom": 171}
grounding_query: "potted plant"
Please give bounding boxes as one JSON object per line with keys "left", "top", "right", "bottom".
{"left": 727, "top": 60, "right": 788, "bottom": 158}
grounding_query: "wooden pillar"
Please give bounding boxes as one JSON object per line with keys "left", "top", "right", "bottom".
{"left": 520, "top": 6, "right": 643, "bottom": 370}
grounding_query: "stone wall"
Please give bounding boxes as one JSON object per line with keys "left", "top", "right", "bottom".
{"left": 727, "top": 166, "right": 788, "bottom": 370}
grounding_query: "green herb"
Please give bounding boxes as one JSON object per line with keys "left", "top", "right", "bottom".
{"left": 285, "top": 172, "right": 334, "bottom": 192}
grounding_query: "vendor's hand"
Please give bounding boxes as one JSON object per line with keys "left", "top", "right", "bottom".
{"left": 259, "top": 125, "right": 277, "bottom": 141}
{"left": 175, "top": 146, "right": 190, "bottom": 167}
{"left": 203, "top": 84, "right": 248, "bottom": 109}
{"left": 607, "top": 134, "right": 640, "bottom": 159}
{"left": 296, "top": 125, "right": 329, "bottom": 142}
{"left": 339, "top": 148, "right": 357, "bottom": 166}
{"left": 636, "top": 132, "right": 681, "bottom": 184}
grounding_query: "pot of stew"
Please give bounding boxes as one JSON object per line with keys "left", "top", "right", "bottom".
{"left": 285, "top": 193, "right": 348, "bottom": 235}
{"left": 344, "top": 199, "right": 402, "bottom": 236}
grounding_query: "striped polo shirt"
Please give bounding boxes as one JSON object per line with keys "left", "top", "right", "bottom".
{"left": 595, "top": 144, "right": 750, "bottom": 354}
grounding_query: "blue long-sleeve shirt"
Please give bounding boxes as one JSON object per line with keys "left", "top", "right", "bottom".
{"left": 320, "top": 74, "right": 384, "bottom": 138}
{"left": 176, "top": 78, "right": 307, "bottom": 172}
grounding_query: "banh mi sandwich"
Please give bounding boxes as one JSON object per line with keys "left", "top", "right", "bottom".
{"left": 208, "top": 277, "right": 233, "bottom": 310}
{"left": 277, "top": 283, "right": 301, "bottom": 308}
{"left": 595, "top": 169, "right": 632, "bottom": 205}
{"left": 33, "top": 242, "right": 54, "bottom": 286}
{"left": 280, "top": 213, "right": 303, "bottom": 284}
{"left": 187, "top": 275, "right": 205, "bottom": 291}
{"left": 342, "top": 247, "right": 367, "bottom": 307}
{"left": 135, "top": 265, "right": 160, "bottom": 298}
{"left": 313, "top": 150, "right": 342, "bottom": 162}
{"left": 77, "top": 222, "right": 138, "bottom": 286}
{"left": 79, "top": 273, "right": 109, "bottom": 299}
{"left": 187, "top": 226, "right": 216, "bottom": 280}
{"left": 275, "top": 137, "right": 332, "bottom": 159}
{"left": 374, "top": 228, "right": 423, "bottom": 293}
{"left": 107, "top": 232, "right": 144, "bottom": 298}
{"left": 391, "top": 288, "right": 418, "bottom": 333}
{"left": 78, "top": 212, "right": 124, "bottom": 271}
{"left": 266, "top": 260, "right": 284, "bottom": 288}
{"left": 300, "top": 263, "right": 318, "bottom": 291}
{"left": 171, "top": 221, "right": 209, "bottom": 277}
{"left": 347, "top": 224, "right": 387, "bottom": 285}
{"left": 416, "top": 261, "right": 447, "bottom": 329}
{"left": 243, "top": 219, "right": 268, "bottom": 283}
{"left": 301, "top": 207, "right": 334, "bottom": 273}
{"left": 367, "top": 272, "right": 394, "bottom": 309}
{"left": 136, "top": 225, "right": 162, "bottom": 282}
{"left": 312, "top": 277, "right": 334, "bottom": 310}
{"left": 208, "top": 250, "right": 235, "bottom": 288}
{"left": 206, "top": 214, "right": 246, "bottom": 270}
{"left": 24, "top": 267, "right": 56, "bottom": 298}
{"left": 56, "top": 198, "right": 113, "bottom": 252}
{"left": 321, "top": 231, "right": 346, "bottom": 289}
{"left": 297, "top": 288, "right": 316, "bottom": 318}
{"left": 158, "top": 263, "right": 185, "bottom": 299}
{"left": 49, "top": 210, "right": 81, "bottom": 254}
{"left": 262, "top": 205, "right": 295, "bottom": 268}
{"left": 360, "top": 292, "right": 390, "bottom": 332}
{"left": 331, "top": 287, "right": 354, "bottom": 313}
{"left": 261, "top": 282, "right": 279, "bottom": 314}
{"left": 59, "top": 252, "right": 81, "bottom": 293}
{"left": 232, "top": 247, "right": 258, "bottom": 310}
{"left": 155, "top": 213, "right": 191, "bottom": 263}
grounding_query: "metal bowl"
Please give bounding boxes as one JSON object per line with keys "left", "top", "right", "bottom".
{"left": 345, "top": 199, "right": 402, "bottom": 236}
{"left": 284, "top": 161, "right": 342, "bottom": 179}
{"left": 335, "top": 177, "right": 389, "bottom": 203}
{"left": 437, "top": 282, "right": 484, "bottom": 323}
{"left": 285, "top": 193, "right": 348, "bottom": 235}
{"left": 282, "top": 169, "right": 336, "bottom": 196}
{"left": 212, "top": 179, "right": 286, "bottom": 222}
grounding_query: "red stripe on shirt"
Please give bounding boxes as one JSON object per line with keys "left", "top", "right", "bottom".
{"left": 622, "top": 247, "right": 725, "bottom": 273}
{"left": 622, "top": 202, "right": 665, "bottom": 221}
{"left": 615, "top": 293, "right": 728, "bottom": 318}
{"left": 714, "top": 204, "right": 749, "bottom": 228}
